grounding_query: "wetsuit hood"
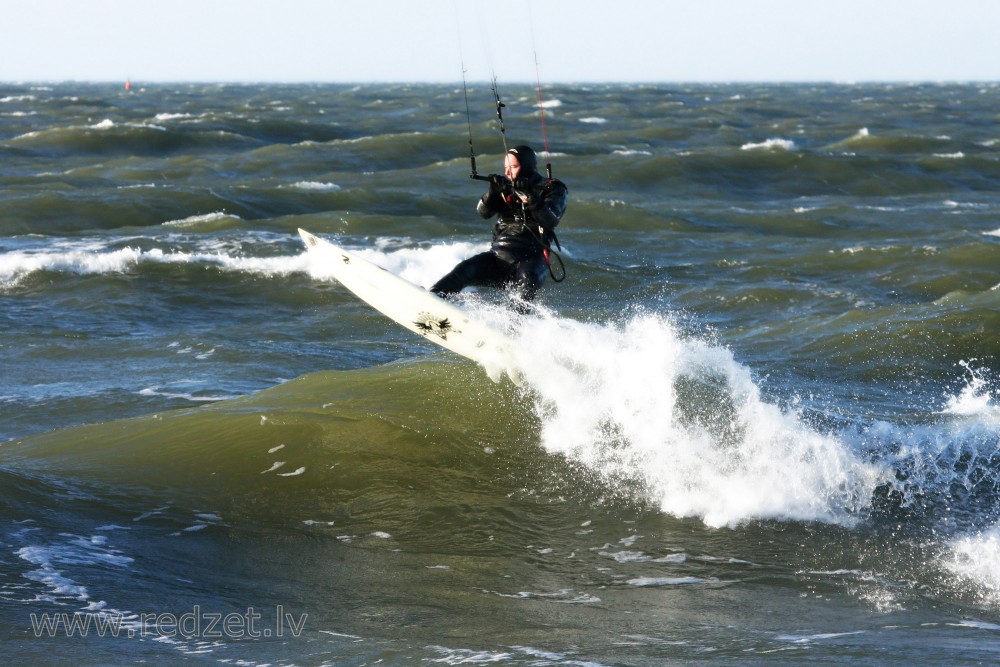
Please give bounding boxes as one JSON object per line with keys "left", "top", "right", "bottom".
{"left": 507, "top": 145, "right": 537, "bottom": 175}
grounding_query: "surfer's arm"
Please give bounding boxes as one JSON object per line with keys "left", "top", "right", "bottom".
{"left": 524, "top": 179, "right": 568, "bottom": 230}
{"left": 477, "top": 174, "right": 506, "bottom": 219}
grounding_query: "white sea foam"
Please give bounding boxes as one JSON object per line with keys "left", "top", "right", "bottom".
{"left": 0, "top": 238, "right": 312, "bottom": 290}
{"left": 600, "top": 550, "right": 650, "bottom": 563}
{"left": 612, "top": 148, "right": 652, "bottom": 156}
{"left": 137, "top": 390, "right": 225, "bottom": 402}
{"left": 162, "top": 211, "right": 239, "bottom": 227}
{"left": 1, "top": 246, "right": 145, "bottom": 287}
{"left": 18, "top": 546, "right": 91, "bottom": 602}
{"left": 511, "top": 312, "right": 883, "bottom": 528}
{"left": 941, "top": 361, "right": 999, "bottom": 422}
{"left": 952, "top": 620, "right": 1000, "bottom": 632}
{"left": 283, "top": 181, "right": 341, "bottom": 191}
{"left": 777, "top": 631, "right": 866, "bottom": 644}
{"left": 941, "top": 524, "right": 1000, "bottom": 604}
{"left": 825, "top": 128, "right": 870, "bottom": 150}
{"left": 153, "top": 112, "right": 195, "bottom": 121}
{"left": 741, "top": 138, "right": 796, "bottom": 151}
{"left": 17, "top": 535, "right": 133, "bottom": 605}
{"left": 579, "top": 117, "right": 607, "bottom": 124}
{"left": 626, "top": 576, "right": 718, "bottom": 587}
{"left": 943, "top": 200, "right": 990, "bottom": 209}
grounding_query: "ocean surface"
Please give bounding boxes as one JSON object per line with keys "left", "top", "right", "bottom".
{"left": 1, "top": 80, "right": 999, "bottom": 665}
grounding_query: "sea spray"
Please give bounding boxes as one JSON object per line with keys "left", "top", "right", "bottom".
{"left": 866, "top": 361, "right": 1000, "bottom": 519}
{"left": 943, "top": 361, "right": 999, "bottom": 422}
{"left": 942, "top": 523, "right": 1000, "bottom": 606}
{"left": 513, "top": 311, "right": 883, "bottom": 528}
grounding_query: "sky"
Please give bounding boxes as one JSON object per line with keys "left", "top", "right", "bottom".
{"left": 4, "top": 0, "right": 1000, "bottom": 84}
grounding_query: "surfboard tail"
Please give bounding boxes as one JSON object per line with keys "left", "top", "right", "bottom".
{"left": 299, "top": 229, "right": 523, "bottom": 385}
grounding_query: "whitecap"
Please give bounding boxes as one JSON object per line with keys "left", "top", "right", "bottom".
{"left": 1, "top": 246, "right": 144, "bottom": 288}
{"left": 161, "top": 211, "right": 239, "bottom": 227}
{"left": 777, "top": 631, "right": 866, "bottom": 643}
{"left": 949, "top": 620, "right": 1000, "bottom": 631}
{"left": 283, "top": 181, "right": 341, "bottom": 191}
{"left": 626, "top": 576, "right": 717, "bottom": 587}
{"left": 741, "top": 138, "right": 796, "bottom": 151}
{"left": 137, "top": 386, "right": 229, "bottom": 403}
{"left": 652, "top": 553, "right": 687, "bottom": 563}
{"left": 153, "top": 112, "right": 194, "bottom": 121}
{"left": 598, "top": 550, "right": 650, "bottom": 563}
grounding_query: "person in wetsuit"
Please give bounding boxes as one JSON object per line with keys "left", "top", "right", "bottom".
{"left": 431, "top": 145, "right": 567, "bottom": 303}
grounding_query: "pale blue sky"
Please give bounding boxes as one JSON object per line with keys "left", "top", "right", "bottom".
{"left": 4, "top": 0, "right": 999, "bottom": 83}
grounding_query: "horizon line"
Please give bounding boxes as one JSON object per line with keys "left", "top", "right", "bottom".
{"left": 4, "top": 78, "right": 1000, "bottom": 86}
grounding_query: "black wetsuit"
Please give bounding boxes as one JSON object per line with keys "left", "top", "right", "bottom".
{"left": 431, "top": 170, "right": 567, "bottom": 302}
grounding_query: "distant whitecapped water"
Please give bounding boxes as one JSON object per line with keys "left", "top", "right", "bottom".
{"left": 2, "top": 81, "right": 1000, "bottom": 665}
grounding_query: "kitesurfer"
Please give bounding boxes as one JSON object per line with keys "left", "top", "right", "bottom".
{"left": 431, "top": 144, "right": 567, "bottom": 304}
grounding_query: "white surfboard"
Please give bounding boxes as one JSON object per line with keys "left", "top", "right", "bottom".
{"left": 299, "top": 229, "right": 522, "bottom": 384}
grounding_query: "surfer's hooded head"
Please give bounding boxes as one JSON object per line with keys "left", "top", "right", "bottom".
{"left": 506, "top": 145, "right": 537, "bottom": 175}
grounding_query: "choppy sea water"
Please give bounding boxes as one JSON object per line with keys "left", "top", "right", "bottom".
{"left": 1, "top": 81, "right": 1000, "bottom": 665}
